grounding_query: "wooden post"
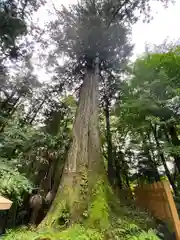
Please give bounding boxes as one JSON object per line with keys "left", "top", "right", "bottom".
{"left": 162, "top": 180, "right": 180, "bottom": 240}
{"left": 157, "top": 181, "right": 166, "bottom": 220}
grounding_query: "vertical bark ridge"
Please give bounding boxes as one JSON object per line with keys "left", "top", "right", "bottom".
{"left": 40, "top": 61, "right": 105, "bottom": 227}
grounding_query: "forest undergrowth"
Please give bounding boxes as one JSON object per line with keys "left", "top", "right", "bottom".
{"left": 3, "top": 183, "right": 161, "bottom": 240}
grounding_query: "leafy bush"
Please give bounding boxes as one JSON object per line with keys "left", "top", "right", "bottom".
{"left": 135, "top": 229, "right": 161, "bottom": 239}
{"left": 108, "top": 220, "right": 160, "bottom": 240}
{"left": 2, "top": 227, "right": 38, "bottom": 240}
{"left": 0, "top": 161, "right": 33, "bottom": 204}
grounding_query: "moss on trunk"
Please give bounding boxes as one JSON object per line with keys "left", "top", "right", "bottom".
{"left": 39, "top": 61, "right": 106, "bottom": 228}
{"left": 85, "top": 177, "right": 110, "bottom": 230}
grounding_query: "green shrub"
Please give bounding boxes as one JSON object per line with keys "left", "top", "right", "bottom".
{"left": 0, "top": 161, "right": 33, "bottom": 204}
{"left": 2, "top": 227, "right": 38, "bottom": 240}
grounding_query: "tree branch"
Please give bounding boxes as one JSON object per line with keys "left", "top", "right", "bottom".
{"left": 107, "top": 0, "right": 130, "bottom": 28}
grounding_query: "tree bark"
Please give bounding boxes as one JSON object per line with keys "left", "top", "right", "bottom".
{"left": 114, "top": 152, "right": 123, "bottom": 189}
{"left": 123, "top": 168, "right": 130, "bottom": 190}
{"left": 151, "top": 124, "right": 177, "bottom": 194}
{"left": 51, "top": 140, "right": 71, "bottom": 196}
{"left": 40, "top": 63, "right": 105, "bottom": 227}
{"left": 104, "top": 96, "right": 116, "bottom": 186}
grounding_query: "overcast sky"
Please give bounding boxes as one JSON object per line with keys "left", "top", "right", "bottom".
{"left": 46, "top": 0, "right": 180, "bottom": 56}
{"left": 34, "top": 0, "right": 180, "bottom": 81}
{"left": 132, "top": 0, "right": 180, "bottom": 59}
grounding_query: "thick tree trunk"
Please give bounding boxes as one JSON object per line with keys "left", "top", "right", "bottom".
{"left": 104, "top": 96, "right": 116, "bottom": 186}
{"left": 114, "top": 153, "right": 123, "bottom": 189}
{"left": 40, "top": 64, "right": 106, "bottom": 227}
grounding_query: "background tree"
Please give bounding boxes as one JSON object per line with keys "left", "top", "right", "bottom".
{"left": 114, "top": 44, "right": 180, "bottom": 194}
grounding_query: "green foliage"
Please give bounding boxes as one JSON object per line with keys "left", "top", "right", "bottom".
{"left": 110, "top": 226, "right": 160, "bottom": 240}
{"left": 0, "top": 0, "right": 177, "bottom": 237}
{"left": 2, "top": 227, "right": 38, "bottom": 240}
{"left": 3, "top": 223, "right": 161, "bottom": 240}
{"left": 0, "top": 0, "right": 45, "bottom": 57}
{"left": 56, "top": 225, "right": 103, "bottom": 240}
{"left": 2, "top": 225, "right": 104, "bottom": 240}
{"left": 0, "top": 161, "right": 33, "bottom": 204}
{"left": 80, "top": 172, "right": 88, "bottom": 200}
{"left": 86, "top": 179, "right": 109, "bottom": 230}
{"left": 113, "top": 44, "right": 180, "bottom": 184}
{"left": 3, "top": 219, "right": 161, "bottom": 240}
{"left": 0, "top": 118, "right": 38, "bottom": 159}
{"left": 135, "top": 230, "right": 161, "bottom": 240}
{"left": 107, "top": 206, "right": 161, "bottom": 240}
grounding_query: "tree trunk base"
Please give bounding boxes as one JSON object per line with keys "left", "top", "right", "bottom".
{"left": 39, "top": 172, "right": 112, "bottom": 230}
